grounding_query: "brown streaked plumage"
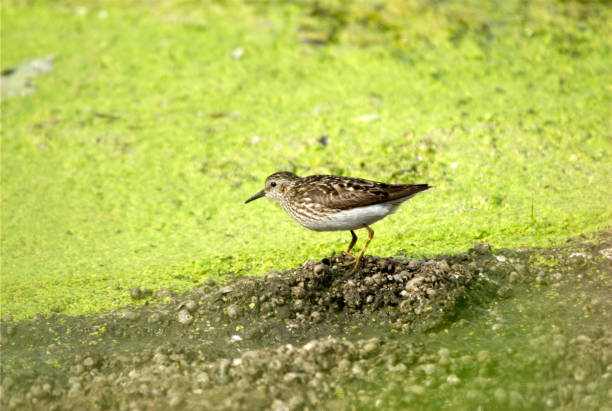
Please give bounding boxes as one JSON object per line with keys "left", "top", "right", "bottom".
{"left": 245, "top": 171, "right": 431, "bottom": 274}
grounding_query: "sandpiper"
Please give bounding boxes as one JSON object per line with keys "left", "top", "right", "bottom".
{"left": 245, "top": 171, "right": 431, "bottom": 274}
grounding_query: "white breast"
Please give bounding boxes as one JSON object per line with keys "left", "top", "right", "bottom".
{"left": 299, "top": 202, "right": 400, "bottom": 232}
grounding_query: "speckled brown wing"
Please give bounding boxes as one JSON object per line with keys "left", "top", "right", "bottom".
{"left": 295, "top": 175, "right": 430, "bottom": 211}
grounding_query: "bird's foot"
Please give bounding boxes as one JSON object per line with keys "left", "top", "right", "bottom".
{"left": 338, "top": 252, "right": 357, "bottom": 267}
{"left": 347, "top": 259, "right": 361, "bottom": 275}
{"left": 339, "top": 252, "right": 363, "bottom": 274}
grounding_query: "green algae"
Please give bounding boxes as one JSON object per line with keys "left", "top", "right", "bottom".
{"left": 2, "top": 0, "right": 612, "bottom": 318}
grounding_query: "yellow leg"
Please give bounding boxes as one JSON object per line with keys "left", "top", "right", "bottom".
{"left": 339, "top": 230, "right": 359, "bottom": 266}
{"left": 349, "top": 226, "right": 374, "bottom": 275}
{"left": 345, "top": 230, "right": 358, "bottom": 256}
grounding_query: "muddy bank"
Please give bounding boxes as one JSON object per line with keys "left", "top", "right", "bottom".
{"left": 2, "top": 233, "right": 612, "bottom": 410}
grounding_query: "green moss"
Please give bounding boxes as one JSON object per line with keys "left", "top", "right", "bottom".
{"left": 2, "top": 0, "right": 611, "bottom": 318}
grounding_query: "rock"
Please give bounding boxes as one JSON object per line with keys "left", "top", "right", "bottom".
{"left": 226, "top": 304, "right": 241, "bottom": 320}
{"left": 180, "top": 300, "right": 197, "bottom": 313}
{"left": 30, "top": 384, "right": 43, "bottom": 398}
{"left": 283, "top": 372, "right": 303, "bottom": 383}
{"left": 574, "top": 368, "right": 587, "bottom": 382}
{"left": 83, "top": 357, "right": 96, "bottom": 370}
{"left": 437, "top": 260, "right": 450, "bottom": 272}
{"left": 156, "top": 289, "right": 171, "bottom": 299}
{"left": 438, "top": 348, "right": 450, "bottom": 359}
{"left": 361, "top": 338, "right": 380, "bottom": 357}
{"left": 399, "top": 299, "right": 412, "bottom": 314}
{"left": 130, "top": 287, "right": 143, "bottom": 300}
{"left": 446, "top": 374, "right": 460, "bottom": 385}
{"left": 292, "top": 299, "right": 304, "bottom": 311}
{"left": 122, "top": 311, "right": 138, "bottom": 321}
{"left": 408, "top": 260, "right": 421, "bottom": 270}
{"left": 472, "top": 243, "right": 491, "bottom": 254}
{"left": 291, "top": 286, "right": 306, "bottom": 299}
{"left": 177, "top": 309, "right": 194, "bottom": 325}
{"left": 395, "top": 270, "right": 410, "bottom": 281}
{"left": 313, "top": 263, "right": 328, "bottom": 275}
{"left": 352, "top": 362, "right": 364, "bottom": 377}
{"left": 204, "top": 278, "right": 217, "bottom": 287}
{"left": 408, "top": 385, "right": 425, "bottom": 395}
{"left": 570, "top": 335, "right": 592, "bottom": 345}
{"left": 405, "top": 277, "right": 425, "bottom": 292}
{"left": 196, "top": 372, "right": 210, "bottom": 385}
{"left": 167, "top": 387, "right": 184, "bottom": 407}
{"left": 219, "top": 286, "right": 233, "bottom": 294}
{"left": 389, "top": 363, "right": 407, "bottom": 372}
{"left": 265, "top": 269, "right": 283, "bottom": 278}
{"left": 272, "top": 399, "right": 289, "bottom": 411}
{"left": 185, "top": 299, "right": 199, "bottom": 312}
{"left": 310, "top": 311, "right": 322, "bottom": 323}
{"left": 422, "top": 363, "right": 436, "bottom": 375}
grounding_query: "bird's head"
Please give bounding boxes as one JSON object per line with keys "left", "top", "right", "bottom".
{"left": 245, "top": 171, "right": 299, "bottom": 204}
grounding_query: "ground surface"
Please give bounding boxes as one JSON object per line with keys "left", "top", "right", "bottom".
{"left": 2, "top": 232, "right": 612, "bottom": 410}
{"left": 2, "top": 0, "right": 612, "bottom": 318}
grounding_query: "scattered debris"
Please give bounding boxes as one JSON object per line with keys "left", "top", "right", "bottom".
{"left": 2, "top": 54, "right": 55, "bottom": 97}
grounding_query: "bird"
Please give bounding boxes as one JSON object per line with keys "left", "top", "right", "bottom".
{"left": 245, "top": 171, "right": 431, "bottom": 274}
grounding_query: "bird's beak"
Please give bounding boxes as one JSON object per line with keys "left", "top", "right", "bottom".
{"left": 245, "top": 189, "right": 265, "bottom": 204}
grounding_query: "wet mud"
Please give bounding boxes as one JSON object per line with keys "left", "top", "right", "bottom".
{"left": 2, "top": 232, "right": 612, "bottom": 410}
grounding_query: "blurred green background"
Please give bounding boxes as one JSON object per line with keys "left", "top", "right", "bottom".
{"left": 2, "top": 0, "right": 611, "bottom": 318}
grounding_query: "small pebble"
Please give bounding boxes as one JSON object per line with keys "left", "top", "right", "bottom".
{"left": 219, "top": 286, "right": 233, "bottom": 294}
{"left": 408, "top": 385, "right": 426, "bottom": 395}
{"left": 408, "top": 260, "right": 421, "bottom": 270}
{"left": 83, "top": 357, "right": 96, "bottom": 369}
{"left": 422, "top": 363, "right": 436, "bottom": 375}
{"left": 156, "top": 289, "right": 171, "bottom": 299}
{"left": 362, "top": 339, "right": 380, "bottom": 356}
{"left": 437, "top": 260, "right": 450, "bottom": 272}
{"left": 183, "top": 300, "right": 198, "bottom": 313}
{"left": 226, "top": 304, "right": 241, "bottom": 319}
{"left": 573, "top": 368, "right": 587, "bottom": 382}
{"left": 177, "top": 309, "right": 194, "bottom": 325}
{"left": 313, "top": 263, "right": 328, "bottom": 275}
{"left": 446, "top": 374, "right": 460, "bottom": 385}
{"left": 310, "top": 311, "right": 322, "bottom": 323}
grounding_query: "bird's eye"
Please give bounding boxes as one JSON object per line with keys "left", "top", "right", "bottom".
{"left": 270, "top": 182, "right": 277, "bottom": 188}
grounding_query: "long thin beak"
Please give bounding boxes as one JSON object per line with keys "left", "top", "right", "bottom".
{"left": 245, "top": 189, "right": 265, "bottom": 204}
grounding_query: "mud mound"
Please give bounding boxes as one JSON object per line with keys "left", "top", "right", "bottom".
{"left": 3, "top": 235, "right": 612, "bottom": 410}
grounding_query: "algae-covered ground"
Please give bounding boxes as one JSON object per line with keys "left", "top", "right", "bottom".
{"left": 2, "top": 0, "right": 612, "bottom": 319}
{"left": 2, "top": 232, "right": 612, "bottom": 409}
